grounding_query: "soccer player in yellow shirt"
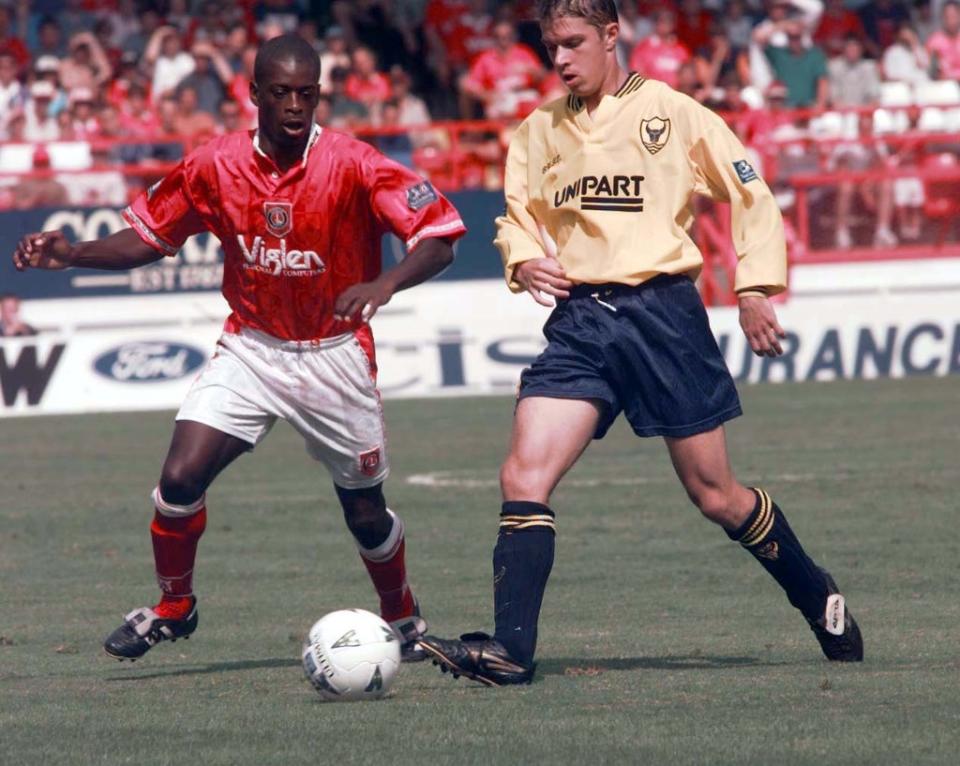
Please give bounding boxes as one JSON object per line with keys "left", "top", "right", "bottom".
{"left": 420, "top": 0, "right": 863, "bottom": 686}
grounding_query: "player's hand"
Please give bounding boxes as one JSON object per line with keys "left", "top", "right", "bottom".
{"left": 12, "top": 231, "right": 73, "bottom": 272}
{"left": 514, "top": 257, "right": 573, "bottom": 307}
{"left": 739, "top": 295, "right": 786, "bottom": 357}
{"left": 334, "top": 278, "right": 394, "bottom": 323}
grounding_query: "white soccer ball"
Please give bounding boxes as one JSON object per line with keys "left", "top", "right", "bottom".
{"left": 301, "top": 609, "right": 400, "bottom": 701}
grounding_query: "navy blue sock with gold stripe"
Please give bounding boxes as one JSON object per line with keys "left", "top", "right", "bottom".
{"left": 727, "top": 488, "right": 829, "bottom": 622}
{"left": 492, "top": 501, "right": 556, "bottom": 666}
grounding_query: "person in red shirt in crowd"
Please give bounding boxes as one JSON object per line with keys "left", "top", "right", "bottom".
{"left": 11, "top": 35, "right": 467, "bottom": 665}
{"left": 345, "top": 46, "right": 392, "bottom": 113}
{"left": 461, "top": 19, "right": 546, "bottom": 119}
{"left": 423, "top": 0, "right": 471, "bottom": 87}
{"left": 117, "top": 82, "right": 161, "bottom": 137}
{"left": 0, "top": 3, "right": 29, "bottom": 71}
{"left": 928, "top": 1, "right": 960, "bottom": 79}
{"left": 629, "top": 10, "right": 692, "bottom": 89}
{"left": 446, "top": 0, "right": 496, "bottom": 71}
{"left": 814, "top": 0, "right": 873, "bottom": 58}
{"left": 676, "top": 0, "right": 714, "bottom": 56}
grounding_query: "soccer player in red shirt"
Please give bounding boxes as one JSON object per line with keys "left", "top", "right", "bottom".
{"left": 11, "top": 35, "right": 467, "bottom": 662}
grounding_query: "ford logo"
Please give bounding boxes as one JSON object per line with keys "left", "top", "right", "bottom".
{"left": 94, "top": 342, "right": 205, "bottom": 383}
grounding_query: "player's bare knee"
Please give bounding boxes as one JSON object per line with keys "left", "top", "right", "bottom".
{"left": 689, "top": 486, "right": 736, "bottom": 526}
{"left": 500, "top": 458, "right": 551, "bottom": 503}
{"left": 337, "top": 485, "right": 387, "bottom": 532}
{"left": 158, "top": 463, "right": 207, "bottom": 506}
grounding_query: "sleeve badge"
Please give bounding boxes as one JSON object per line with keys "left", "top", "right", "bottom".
{"left": 733, "top": 160, "right": 758, "bottom": 184}
{"left": 406, "top": 181, "right": 438, "bottom": 211}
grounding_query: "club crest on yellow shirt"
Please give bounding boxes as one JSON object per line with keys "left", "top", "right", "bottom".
{"left": 640, "top": 117, "right": 671, "bottom": 155}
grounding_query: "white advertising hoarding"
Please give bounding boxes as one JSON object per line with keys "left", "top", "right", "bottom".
{"left": 2, "top": 275, "right": 959, "bottom": 418}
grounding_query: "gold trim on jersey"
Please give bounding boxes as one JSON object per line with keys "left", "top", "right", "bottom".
{"left": 566, "top": 73, "right": 646, "bottom": 113}
{"left": 615, "top": 72, "right": 646, "bottom": 98}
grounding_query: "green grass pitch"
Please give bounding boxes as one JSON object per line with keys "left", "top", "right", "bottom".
{"left": 2, "top": 377, "right": 959, "bottom": 765}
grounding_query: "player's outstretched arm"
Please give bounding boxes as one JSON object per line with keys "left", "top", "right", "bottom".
{"left": 334, "top": 237, "right": 455, "bottom": 322}
{"left": 12, "top": 228, "right": 165, "bottom": 272}
{"left": 739, "top": 294, "right": 787, "bottom": 357}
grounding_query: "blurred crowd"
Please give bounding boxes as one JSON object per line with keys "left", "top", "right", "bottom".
{"left": 1, "top": 0, "right": 959, "bottom": 246}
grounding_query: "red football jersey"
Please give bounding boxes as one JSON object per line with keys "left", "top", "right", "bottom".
{"left": 123, "top": 127, "right": 466, "bottom": 341}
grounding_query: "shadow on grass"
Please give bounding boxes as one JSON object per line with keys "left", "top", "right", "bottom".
{"left": 105, "top": 657, "right": 300, "bottom": 681}
{"left": 538, "top": 654, "right": 777, "bottom": 676}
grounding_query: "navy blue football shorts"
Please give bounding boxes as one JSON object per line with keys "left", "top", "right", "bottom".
{"left": 518, "top": 273, "right": 742, "bottom": 439}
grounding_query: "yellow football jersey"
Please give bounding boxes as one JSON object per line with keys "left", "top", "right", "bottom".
{"left": 494, "top": 73, "right": 787, "bottom": 296}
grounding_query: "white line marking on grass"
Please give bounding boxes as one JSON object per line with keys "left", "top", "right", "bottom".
{"left": 404, "top": 471, "right": 822, "bottom": 489}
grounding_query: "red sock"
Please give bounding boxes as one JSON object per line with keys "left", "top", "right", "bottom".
{"left": 358, "top": 511, "right": 415, "bottom": 623}
{"left": 150, "top": 488, "right": 206, "bottom": 620}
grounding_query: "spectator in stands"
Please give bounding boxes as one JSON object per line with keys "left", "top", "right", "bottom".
{"left": 333, "top": 0, "right": 418, "bottom": 72}
{"left": 107, "top": 0, "right": 141, "bottom": 53}
{"left": 35, "top": 16, "right": 67, "bottom": 60}
{"left": 145, "top": 26, "right": 195, "bottom": 101}
{"left": 253, "top": 0, "right": 301, "bottom": 36}
{"left": 319, "top": 25, "right": 351, "bottom": 94}
{"left": 828, "top": 35, "right": 881, "bottom": 107}
{"left": 883, "top": 22, "right": 931, "bottom": 83}
{"left": 676, "top": 0, "right": 715, "bottom": 57}
{"left": 0, "top": 50, "right": 24, "bottom": 124}
{"left": 68, "top": 86, "right": 99, "bottom": 138}
{"left": 93, "top": 17, "right": 123, "bottom": 74}
{"left": 34, "top": 55, "right": 67, "bottom": 116}
{"left": 461, "top": 19, "right": 545, "bottom": 120}
{"left": 296, "top": 17, "right": 323, "bottom": 55}
{"left": 314, "top": 93, "right": 333, "bottom": 127}
{"left": 676, "top": 60, "right": 710, "bottom": 102}
{"left": 218, "top": 97, "right": 244, "bottom": 134}
{"left": 927, "top": 0, "right": 960, "bottom": 78}
{"left": 0, "top": 2, "right": 28, "bottom": 72}
{"left": 23, "top": 80, "right": 58, "bottom": 142}
{"left": 757, "top": 19, "right": 829, "bottom": 108}
{"left": 748, "top": 0, "right": 824, "bottom": 95}
{"left": 122, "top": 7, "right": 163, "bottom": 59}
{"left": 831, "top": 117, "right": 899, "bottom": 249}
{"left": 188, "top": 1, "right": 231, "bottom": 48}
{"left": 445, "top": 0, "right": 496, "bottom": 73}
{"left": 377, "top": 98, "right": 415, "bottom": 168}
{"left": 912, "top": 0, "right": 937, "bottom": 42}
{"left": 629, "top": 10, "right": 692, "bottom": 89}
{"left": 55, "top": 107, "right": 76, "bottom": 140}
{"left": 724, "top": 0, "right": 755, "bottom": 51}
{"left": 863, "top": 0, "right": 913, "bottom": 51}
{"left": 178, "top": 41, "right": 229, "bottom": 116}
{"left": 346, "top": 46, "right": 392, "bottom": 118}
{"left": 59, "top": 31, "right": 113, "bottom": 92}
{"left": 223, "top": 22, "right": 251, "bottom": 74}
{"left": 118, "top": 83, "right": 160, "bottom": 137}
{"left": 695, "top": 23, "right": 749, "bottom": 95}
{"left": 2, "top": 105, "right": 24, "bottom": 140}
{"left": 0, "top": 293, "right": 37, "bottom": 337}
{"left": 329, "top": 65, "right": 369, "bottom": 129}
{"left": 815, "top": 0, "right": 872, "bottom": 58}
{"left": 172, "top": 83, "right": 217, "bottom": 141}
{"left": 616, "top": 0, "right": 653, "bottom": 68}
{"left": 390, "top": 65, "right": 432, "bottom": 126}
{"left": 423, "top": 0, "right": 475, "bottom": 116}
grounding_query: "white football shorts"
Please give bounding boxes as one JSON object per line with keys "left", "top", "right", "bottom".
{"left": 177, "top": 327, "right": 388, "bottom": 489}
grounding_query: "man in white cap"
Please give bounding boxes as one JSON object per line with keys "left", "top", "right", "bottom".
{"left": 24, "top": 80, "right": 59, "bottom": 141}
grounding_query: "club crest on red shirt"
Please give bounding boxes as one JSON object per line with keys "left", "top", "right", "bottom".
{"left": 264, "top": 201, "right": 293, "bottom": 237}
{"left": 359, "top": 447, "right": 382, "bottom": 476}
